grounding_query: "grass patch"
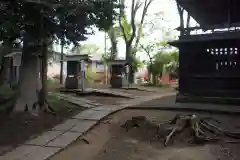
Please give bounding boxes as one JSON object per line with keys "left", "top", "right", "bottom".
{"left": 47, "top": 94, "right": 82, "bottom": 113}
{"left": 0, "top": 86, "right": 82, "bottom": 114}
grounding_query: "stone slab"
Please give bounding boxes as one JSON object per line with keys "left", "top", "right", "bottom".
{"left": 73, "top": 109, "right": 111, "bottom": 120}
{"left": 46, "top": 132, "right": 81, "bottom": 148}
{"left": 92, "top": 88, "right": 133, "bottom": 98}
{"left": 20, "top": 146, "right": 61, "bottom": 160}
{"left": 69, "top": 101, "right": 95, "bottom": 108}
{"left": 52, "top": 119, "right": 79, "bottom": 131}
{"left": 70, "top": 120, "right": 97, "bottom": 133}
{"left": 25, "top": 131, "right": 63, "bottom": 146}
{"left": 91, "top": 105, "right": 123, "bottom": 112}
{"left": 0, "top": 145, "right": 41, "bottom": 160}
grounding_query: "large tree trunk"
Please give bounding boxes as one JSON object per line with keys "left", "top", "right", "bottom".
{"left": 14, "top": 40, "right": 39, "bottom": 114}
{"left": 152, "top": 73, "right": 157, "bottom": 85}
{"left": 111, "top": 40, "right": 117, "bottom": 60}
{"left": 38, "top": 43, "right": 55, "bottom": 115}
{"left": 39, "top": 43, "right": 48, "bottom": 108}
{"left": 126, "top": 44, "right": 134, "bottom": 83}
{"left": 0, "top": 57, "right": 11, "bottom": 86}
{"left": 60, "top": 41, "right": 64, "bottom": 84}
{"left": 0, "top": 42, "right": 12, "bottom": 86}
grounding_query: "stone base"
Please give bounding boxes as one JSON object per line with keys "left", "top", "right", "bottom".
{"left": 176, "top": 93, "right": 240, "bottom": 105}
{"left": 65, "top": 77, "right": 79, "bottom": 89}
{"left": 110, "top": 77, "right": 123, "bottom": 88}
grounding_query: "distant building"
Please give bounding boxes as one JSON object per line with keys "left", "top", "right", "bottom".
{"left": 4, "top": 49, "right": 67, "bottom": 84}
{"left": 87, "top": 54, "right": 107, "bottom": 83}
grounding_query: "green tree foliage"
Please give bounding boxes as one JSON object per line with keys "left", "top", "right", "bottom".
{"left": 151, "top": 50, "right": 179, "bottom": 78}
{"left": 0, "top": 0, "right": 121, "bottom": 112}
{"left": 0, "top": 0, "right": 120, "bottom": 44}
{"left": 106, "top": 26, "right": 122, "bottom": 60}
{"left": 71, "top": 44, "right": 100, "bottom": 55}
{"left": 119, "top": 0, "right": 154, "bottom": 83}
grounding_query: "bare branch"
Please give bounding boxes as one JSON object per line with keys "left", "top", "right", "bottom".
{"left": 129, "top": 0, "right": 138, "bottom": 45}
{"left": 134, "top": 0, "right": 154, "bottom": 49}
{"left": 139, "top": 43, "right": 152, "bottom": 61}
{"left": 119, "top": 0, "right": 127, "bottom": 42}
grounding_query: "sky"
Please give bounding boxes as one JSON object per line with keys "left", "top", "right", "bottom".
{"left": 54, "top": 0, "right": 195, "bottom": 60}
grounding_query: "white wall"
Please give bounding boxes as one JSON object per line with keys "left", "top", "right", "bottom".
{"left": 47, "top": 61, "right": 67, "bottom": 79}
{"left": 89, "top": 61, "right": 105, "bottom": 73}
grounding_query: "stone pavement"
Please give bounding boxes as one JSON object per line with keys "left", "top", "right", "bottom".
{"left": 88, "top": 88, "right": 135, "bottom": 98}
{"left": 48, "top": 92, "right": 101, "bottom": 108}
{"left": 2, "top": 89, "right": 240, "bottom": 160}
{"left": 0, "top": 90, "right": 174, "bottom": 160}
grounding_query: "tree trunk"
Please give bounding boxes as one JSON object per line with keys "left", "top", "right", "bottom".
{"left": 60, "top": 41, "right": 64, "bottom": 84}
{"left": 152, "top": 73, "right": 157, "bottom": 85}
{"left": 111, "top": 40, "right": 117, "bottom": 60}
{"left": 126, "top": 44, "right": 134, "bottom": 83}
{"left": 14, "top": 39, "right": 39, "bottom": 114}
{"left": 0, "top": 57, "right": 11, "bottom": 86}
{"left": 39, "top": 43, "right": 48, "bottom": 108}
{"left": 0, "top": 42, "right": 12, "bottom": 86}
{"left": 38, "top": 42, "right": 55, "bottom": 115}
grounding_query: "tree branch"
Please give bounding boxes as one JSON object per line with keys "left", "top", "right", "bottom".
{"left": 119, "top": 0, "right": 127, "bottom": 42}
{"left": 134, "top": 0, "right": 154, "bottom": 49}
{"left": 129, "top": 0, "right": 142, "bottom": 45}
{"left": 139, "top": 43, "right": 152, "bottom": 62}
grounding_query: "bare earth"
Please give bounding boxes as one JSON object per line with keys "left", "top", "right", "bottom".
{"left": 50, "top": 109, "right": 240, "bottom": 160}
{"left": 110, "top": 87, "right": 175, "bottom": 96}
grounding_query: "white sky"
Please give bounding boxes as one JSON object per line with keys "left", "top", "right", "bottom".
{"left": 54, "top": 0, "right": 196, "bottom": 60}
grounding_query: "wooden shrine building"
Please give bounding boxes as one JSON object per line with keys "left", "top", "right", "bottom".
{"left": 107, "top": 60, "right": 128, "bottom": 88}
{"left": 65, "top": 54, "right": 89, "bottom": 89}
{"left": 169, "top": 0, "right": 240, "bottom": 104}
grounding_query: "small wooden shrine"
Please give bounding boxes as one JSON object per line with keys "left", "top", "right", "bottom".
{"left": 107, "top": 60, "right": 128, "bottom": 88}
{"left": 169, "top": 0, "right": 240, "bottom": 103}
{"left": 64, "top": 54, "right": 89, "bottom": 89}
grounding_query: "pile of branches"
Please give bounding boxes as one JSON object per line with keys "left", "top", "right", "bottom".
{"left": 121, "top": 114, "right": 240, "bottom": 146}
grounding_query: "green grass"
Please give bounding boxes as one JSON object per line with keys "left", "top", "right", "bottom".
{"left": 0, "top": 84, "right": 80, "bottom": 114}
{"left": 47, "top": 94, "right": 78, "bottom": 113}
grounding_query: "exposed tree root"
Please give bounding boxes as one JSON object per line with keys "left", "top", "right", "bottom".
{"left": 38, "top": 89, "right": 56, "bottom": 115}
{"left": 122, "top": 114, "right": 240, "bottom": 146}
{"left": 41, "top": 101, "right": 56, "bottom": 115}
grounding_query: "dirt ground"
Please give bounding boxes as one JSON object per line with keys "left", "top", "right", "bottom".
{"left": 0, "top": 99, "right": 84, "bottom": 156}
{"left": 110, "top": 87, "right": 175, "bottom": 96}
{"left": 50, "top": 109, "right": 240, "bottom": 160}
{"left": 111, "top": 89, "right": 159, "bottom": 96}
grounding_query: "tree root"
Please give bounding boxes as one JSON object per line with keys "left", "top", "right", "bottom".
{"left": 122, "top": 114, "right": 240, "bottom": 147}
{"left": 22, "top": 100, "right": 56, "bottom": 116}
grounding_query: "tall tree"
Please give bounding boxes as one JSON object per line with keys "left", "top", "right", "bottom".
{"left": 119, "top": 0, "right": 154, "bottom": 83}
{"left": 139, "top": 43, "right": 155, "bottom": 83}
{"left": 106, "top": 26, "right": 122, "bottom": 60}
{"left": 71, "top": 44, "right": 100, "bottom": 55}
{"left": 0, "top": 0, "right": 120, "bottom": 113}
